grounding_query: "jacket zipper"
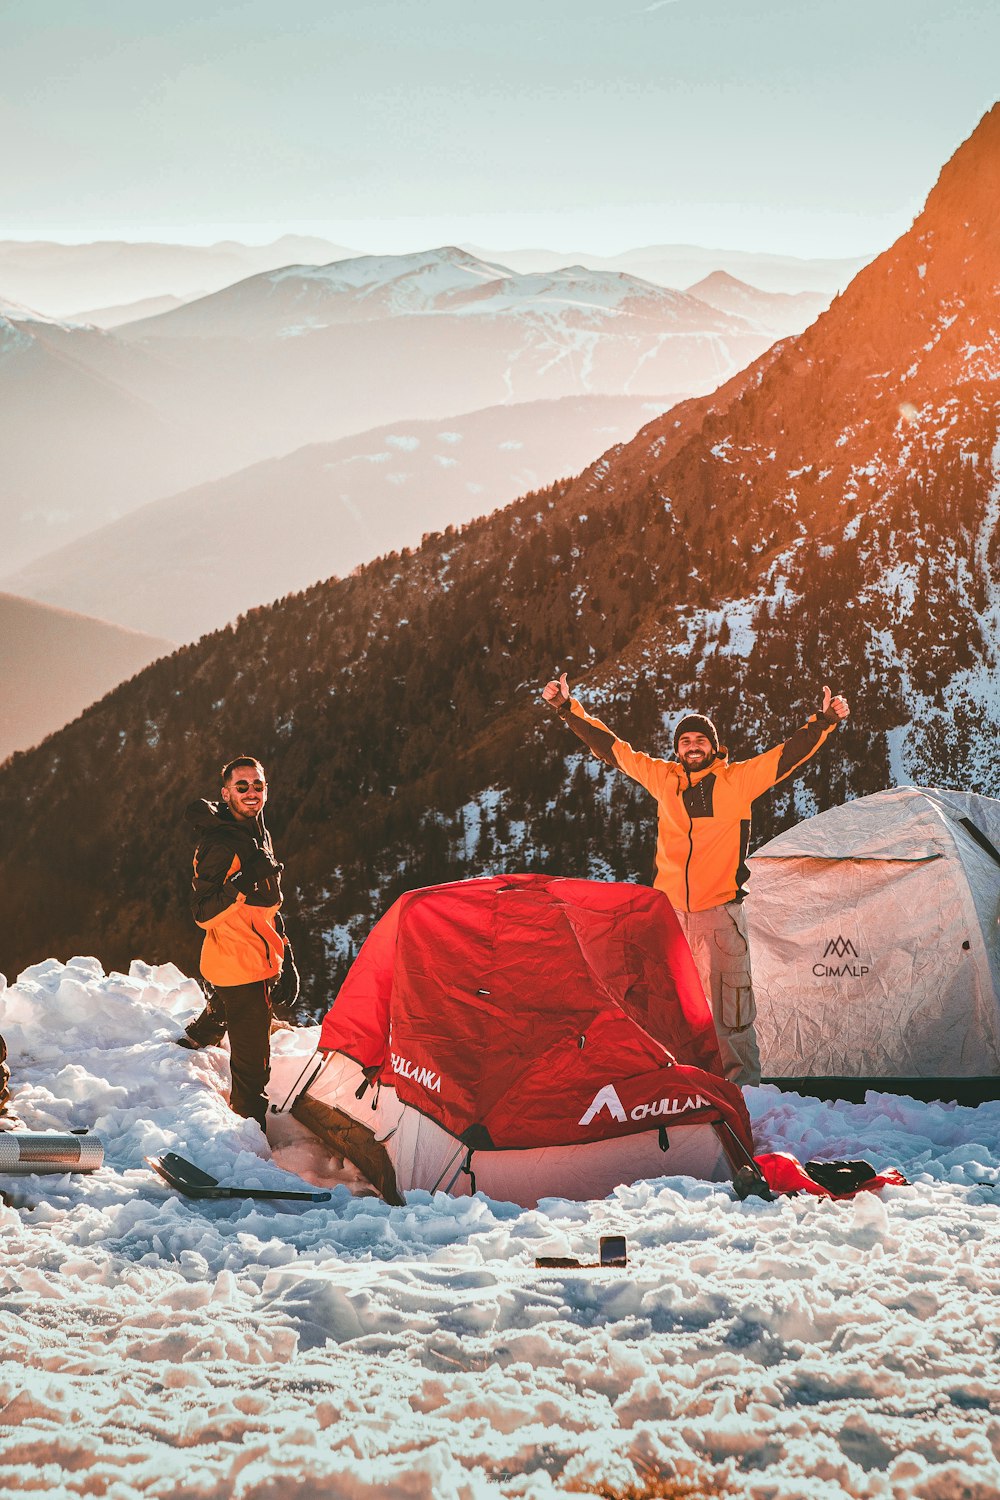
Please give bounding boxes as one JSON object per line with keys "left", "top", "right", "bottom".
{"left": 246, "top": 838, "right": 273, "bottom": 969}
{"left": 681, "top": 775, "right": 694, "bottom": 912}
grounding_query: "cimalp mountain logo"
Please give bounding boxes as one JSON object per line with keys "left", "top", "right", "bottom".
{"left": 823, "top": 936, "right": 859, "bottom": 959}
{"left": 579, "top": 1083, "right": 709, "bottom": 1127}
{"left": 814, "top": 935, "right": 869, "bottom": 978}
{"left": 390, "top": 1052, "right": 442, "bottom": 1093}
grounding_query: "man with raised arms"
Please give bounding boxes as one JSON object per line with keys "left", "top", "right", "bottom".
{"left": 541, "top": 675, "right": 850, "bottom": 1085}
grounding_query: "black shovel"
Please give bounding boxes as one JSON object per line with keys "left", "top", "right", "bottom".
{"left": 147, "top": 1150, "right": 332, "bottom": 1203}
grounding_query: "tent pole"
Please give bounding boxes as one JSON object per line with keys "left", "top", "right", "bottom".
{"left": 712, "top": 1119, "right": 773, "bottom": 1199}
{"left": 272, "top": 1051, "right": 328, "bottom": 1114}
{"left": 430, "top": 1143, "right": 467, "bottom": 1194}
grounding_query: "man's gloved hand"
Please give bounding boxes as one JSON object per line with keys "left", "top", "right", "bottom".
{"left": 270, "top": 939, "right": 300, "bottom": 1018}
{"left": 230, "top": 848, "right": 283, "bottom": 906}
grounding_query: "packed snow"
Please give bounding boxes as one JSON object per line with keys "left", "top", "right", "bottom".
{"left": 0, "top": 957, "right": 998, "bottom": 1500}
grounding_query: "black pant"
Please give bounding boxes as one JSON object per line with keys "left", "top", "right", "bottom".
{"left": 185, "top": 988, "right": 228, "bottom": 1048}
{"left": 215, "top": 980, "right": 272, "bottom": 1128}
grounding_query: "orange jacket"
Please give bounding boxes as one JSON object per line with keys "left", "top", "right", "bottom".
{"left": 559, "top": 698, "right": 839, "bottom": 912}
{"left": 188, "top": 799, "right": 285, "bottom": 987}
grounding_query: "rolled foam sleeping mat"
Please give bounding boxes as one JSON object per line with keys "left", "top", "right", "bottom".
{"left": 0, "top": 1133, "right": 104, "bottom": 1174}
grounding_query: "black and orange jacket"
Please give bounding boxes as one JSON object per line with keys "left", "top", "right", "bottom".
{"left": 187, "top": 799, "right": 284, "bottom": 987}
{"left": 557, "top": 698, "right": 840, "bottom": 913}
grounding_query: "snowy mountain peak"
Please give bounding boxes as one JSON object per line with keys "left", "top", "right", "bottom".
{"left": 0, "top": 294, "right": 61, "bottom": 326}
{"left": 0, "top": 310, "right": 34, "bottom": 354}
{"left": 119, "top": 242, "right": 766, "bottom": 343}
{"left": 442, "top": 262, "right": 739, "bottom": 328}
{"left": 265, "top": 245, "right": 512, "bottom": 312}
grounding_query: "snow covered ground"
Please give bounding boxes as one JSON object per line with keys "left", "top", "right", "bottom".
{"left": 1, "top": 958, "right": 997, "bottom": 1500}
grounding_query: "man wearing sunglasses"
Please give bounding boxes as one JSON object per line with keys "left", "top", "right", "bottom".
{"left": 179, "top": 756, "right": 295, "bottom": 1130}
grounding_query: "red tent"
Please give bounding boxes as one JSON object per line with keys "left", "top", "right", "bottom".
{"left": 290, "top": 874, "right": 753, "bottom": 1206}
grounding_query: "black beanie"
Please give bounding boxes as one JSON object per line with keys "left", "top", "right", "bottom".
{"left": 672, "top": 713, "right": 720, "bottom": 754}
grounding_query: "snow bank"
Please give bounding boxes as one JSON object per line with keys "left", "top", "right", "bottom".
{"left": 0, "top": 959, "right": 998, "bottom": 1499}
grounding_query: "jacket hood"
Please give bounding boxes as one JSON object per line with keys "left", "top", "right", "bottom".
{"left": 186, "top": 797, "right": 228, "bottom": 832}
{"left": 186, "top": 797, "right": 269, "bottom": 843}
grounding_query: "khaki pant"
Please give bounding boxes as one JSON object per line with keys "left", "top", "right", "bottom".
{"left": 674, "top": 901, "right": 761, "bottom": 1087}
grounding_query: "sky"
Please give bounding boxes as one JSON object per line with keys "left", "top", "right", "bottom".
{"left": 2, "top": 0, "right": 999, "bottom": 258}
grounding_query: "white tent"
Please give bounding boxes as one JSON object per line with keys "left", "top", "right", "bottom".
{"left": 746, "top": 787, "right": 1000, "bottom": 1084}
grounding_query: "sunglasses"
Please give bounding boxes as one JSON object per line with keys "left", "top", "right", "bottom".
{"left": 232, "top": 779, "right": 265, "bottom": 793}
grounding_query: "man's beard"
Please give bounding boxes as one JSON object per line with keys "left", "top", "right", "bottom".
{"left": 681, "top": 752, "right": 715, "bottom": 770}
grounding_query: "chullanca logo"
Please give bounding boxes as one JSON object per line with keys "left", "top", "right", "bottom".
{"left": 579, "top": 1083, "right": 709, "bottom": 1127}
{"left": 814, "top": 935, "right": 869, "bottom": 978}
{"left": 390, "top": 1052, "right": 441, "bottom": 1093}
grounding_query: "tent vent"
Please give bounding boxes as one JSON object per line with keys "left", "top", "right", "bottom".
{"left": 578, "top": 1034, "right": 586, "bottom": 1049}
{"left": 658, "top": 1126, "right": 670, "bottom": 1153}
{"left": 962, "top": 940, "right": 971, "bottom": 951}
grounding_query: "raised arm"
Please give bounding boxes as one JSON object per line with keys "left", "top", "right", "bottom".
{"left": 541, "top": 672, "right": 670, "bottom": 795}
{"left": 729, "top": 683, "right": 850, "bottom": 803}
{"left": 542, "top": 672, "right": 617, "bottom": 766}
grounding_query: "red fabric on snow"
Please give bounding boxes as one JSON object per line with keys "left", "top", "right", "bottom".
{"left": 755, "top": 1151, "right": 908, "bottom": 1198}
{"left": 319, "top": 873, "right": 753, "bottom": 1155}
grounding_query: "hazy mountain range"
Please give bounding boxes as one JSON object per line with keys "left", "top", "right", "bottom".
{"left": 685, "top": 272, "right": 829, "bottom": 338}
{"left": 0, "top": 236, "right": 356, "bottom": 319}
{"left": 68, "top": 270, "right": 830, "bottom": 340}
{"left": 3, "top": 394, "right": 680, "bottom": 644}
{"left": 0, "top": 593, "right": 172, "bottom": 765}
{"left": 464, "top": 244, "right": 868, "bottom": 296}
{"left": 0, "top": 103, "right": 995, "bottom": 999}
{"left": 69, "top": 293, "right": 195, "bottom": 328}
{"left": 0, "top": 309, "right": 237, "bottom": 574}
{"left": 1, "top": 248, "right": 778, "bottom": 573}
{"left": 0, "top": 236, "right": 864, "bottom": 322}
